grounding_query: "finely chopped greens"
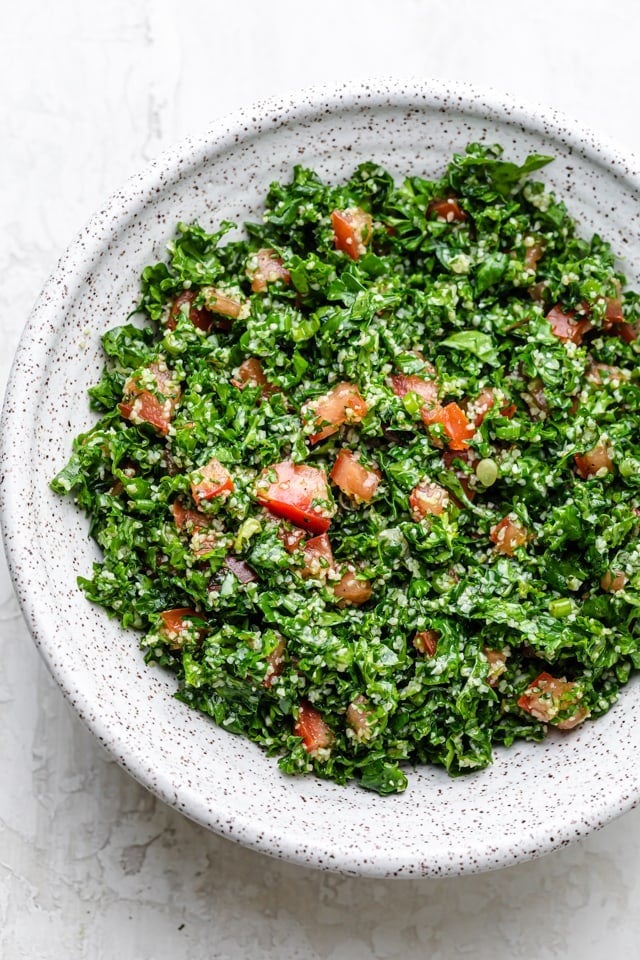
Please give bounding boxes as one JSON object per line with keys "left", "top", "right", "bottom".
{"left": 52, "top": 143, "right": 640, "bottom": 795}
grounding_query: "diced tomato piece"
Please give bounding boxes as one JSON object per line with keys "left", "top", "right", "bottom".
{"left": 160, "top": 607, "right": 201, "bottom": 633}
{"left": 466, "top": 388, "right": 516, "bottom": 426}
{"left": 303, "top": 382, "right": 368, "bottom": 445}
{"left": 167, "top": 289, "right": 213, "bottom": 332}
{"left": 201, "top": 286, "right": 244, "bottom": 321}
{"left": 294, "top": 700, "right": 334, "bottom": 754}
{"left": 427, "top": 197, "right": 467, "bottom": 222}
{"left": 190, "top": 458, "right": 234, "bottom": 505}
{"left": 263, "top": 635, "right": 286, "bottom": 688}
{"left": 331, "top": 207, "right": 373, "bottom": 261}
{"left": 247, "top": 248, "right": 291, "bottom": 293}
{"left": 518, "top": 672, "right": 590, "bottom": 729}
{"left": 524, "top": 239, "right": 544, "bottom": 271}
{"left": 605, "top": 295, "right": 624, "bottom": 324}
{"left": 421, "top": 401, "right": 475, "bottom": 451}
{"left": 346, "top": 695, "right": 374, "bottom": 741}
{"left": 611, "top": 321, "right": 638, "bottom": 343}
{"left": 390, "top": 373, "right": 439, "bottom": 409}
{"left": 333, "top": 569, "right": 372, "bottom": 606}
{"left": 278, "top": 526, "right": 307, "bottom": 554}
{"left": 468, "top": 387, "right": 496, "bottom": 426}
{"left": 601, "top": 570, "right": 627, "bottom": 592}
{"left": 410, "top": 480, "right": 450, "bottom": 520}
{"left": 255, "top": 460, "right": 334, "bottom": 534}
{"left": 490, "top": 515, "right": 528, "bottom": 555}
{"left": 119, "top": 358, "right": 181, "bottom": 435}
{"left": 172, "top": 500, "right": 209, "bottom": 530}
{"left": 234, "top": 356, "right": 268, "bottom": 387}
{"left": 168, "top": 288, "right": 239, "bottom": 333}
{"left": 122, "top": 360, "right": 179, "bottom": 404}
{"left": 172, "top": 501, "right": 218, "bottom": 556}
{"left": 159, "top": 607, "right": 205, "bottom": 648}
{"left": 232, "top": 357, "right": 279, "bottom": 398}
{"left": 484, "top": 647, "right": 508, "bottom": 687}
{"left": 190, "top": 528, "right": 219, "bottom": 557}
{"left": 330, "top": 449, "right": 381, "bottom": 502}
{"left": 299, "top": 533, "right": 335, "bottom": 580}
{"left": 119, "top": 392, "right": 171, "bottom": 434}
{"left": 546, "top": 304, "right": 592, "bottom": 345}
{"left": 413, "top": 629, "right": 440, "bottom": 657}
{"left": 574, "top": 443, "right": 614, "bottom": 480}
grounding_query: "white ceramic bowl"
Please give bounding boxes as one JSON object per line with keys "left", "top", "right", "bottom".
{"left": 3, "top": 79, "right": 640, "bottom": 878}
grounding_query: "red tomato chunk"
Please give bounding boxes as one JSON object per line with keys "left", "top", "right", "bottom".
{"left": 604, "top": 294, "right": 624, "bottom": 324}
{"left": 613, "top": 321, "right": 638, "bottom": 343}
{"left": 442, "top": 449, "right": 476, "bottom": 503}
{"left": 232, "top": 357, "right": 279, "bottom": 398}
{"left": 168, "top": 287, "right": 242, "bottom": 333}
{"left": 159, "top": 608, "right": 205, "bottom": 649}
{"left": 201, "top": 286, "right": 244, "bottom": 320}
{"left": 255, "top": 461, "right": 335, "bottom": 534}
{"left": 190, "top": 458, "right": 234, "bottom": 505}
{"left": 278, "top": 526, "right": 306, "bottom": 554}
{"left": 172, "top": 501, "right": 219, "bottom": 556}
{"left": 346, "top": 695, "right": 374, "bottom": 741}
{"left": 172, "top": 500, "right": 209, "bottom": 531}
{"left": 299, "top": 533, "right": 335, "bottom": 581}
{"left": 466, "top": 387, "right": 516, "bottom": 427}
{"left": 546, "top": 304, "right": 592, "bottom": 345}
{"left": 524, "top": 239, "right": 544, "bottom": 270}
{"left": 330, "top": 450, "right": 381, "bottom": 502}
{"left": 167, "top": 290, "right": 213, "bottom": 332}
{"left": 247, "top": 248, "right": 291, "bottom": 292}
{"left": 427, "top": 197, "right": 467, "bottom": 222}
{"left": 294, "top": 700, "right": 334, "bottom": 754}
{"left": 490, "top": 515, "right": 528, "bottom": 555}
{"left": 422, "top": 401, "right": 475, "bottom": 451}
{"left": 333, "top": 569, "right": 372, "bottom": 606}
{"left": 119, "top": 358, "right": 181, "bottom": 435}
{"left": 601, "top": 570, "right": 627, "bottom": 592}
{"left": 390, "top": 373, "right": 439, "bottom": 409}
{"left": 304, "top": 382, "right": 368, "bottom": 445}
{"left": 585, "top": 363, "right": 627, "bottom": 387}
{"left": 331, "top": 207, "right": 373, "bottom": 261}
{"left": 410, "top": 480, "right": 450, "bottom": 520}
{"left": 518, "top": 672, "right": 590, "bottom": 729}
{"left": 413, "top": 629, "right": 440, "bottom": 657}
{"left": 606, "top": 296, "right": 638, "bottom": 340}
{"left": 468, "top": 387, "right": 496, "bottom": 426}
{"left": 484, "top": 648, "right": 508, "bottom": 687}
{"left": 574, "top": 444, "right": 614, "bottom": 480}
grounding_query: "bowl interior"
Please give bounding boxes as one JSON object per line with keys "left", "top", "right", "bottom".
{"left": 4, "top": 81, "right": 640, "bottom": 878}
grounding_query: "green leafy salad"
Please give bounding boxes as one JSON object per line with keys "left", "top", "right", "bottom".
{"left": 52, "top": 143, "right": 640, "bottom": 795}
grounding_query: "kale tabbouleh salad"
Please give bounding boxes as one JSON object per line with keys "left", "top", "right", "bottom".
{"left": 52, "top": 143, "right": 640, "bottom": 795}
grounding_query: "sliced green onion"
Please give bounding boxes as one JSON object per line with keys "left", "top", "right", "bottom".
{"left": 549, "top": 598, "right": 573, "bottom": 618}
{"left": 619, "top": 457, "right": 640, "bottom": 478}
{"left": 402, "top": 391, "right": 424, "bottom": 416}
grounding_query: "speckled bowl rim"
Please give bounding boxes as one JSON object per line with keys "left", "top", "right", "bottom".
{"left": 3, "top": 77, "right": 640, "bottom": 878}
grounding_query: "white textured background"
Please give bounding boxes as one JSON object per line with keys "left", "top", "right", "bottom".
{"left": 3, "top": 2, "right": 640, "bottom": 957}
